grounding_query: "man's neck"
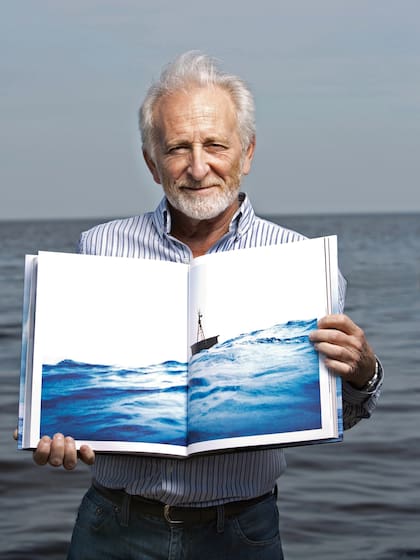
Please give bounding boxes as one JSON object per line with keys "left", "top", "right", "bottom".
{"left": 169, "top": 201, "right": 240, "bottom": 258}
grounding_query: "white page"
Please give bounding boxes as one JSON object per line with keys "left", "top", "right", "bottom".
{"left": 187, "top": 236, "right": 339, "bottom": 454}
{"left": 29, "top": 252, "right": 189, "bottom": 451}
{"left": 188, "top": 237, "right": 337, "bottom": 345}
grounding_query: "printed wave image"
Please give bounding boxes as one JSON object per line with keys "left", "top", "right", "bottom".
{"left": 40, "top": 318, "right": 324, "bottom": 448}
{"left": 40, "top": 359, "right": 188, "bottom": 446}
{"left": 187, "top": 318, "right": 322, "bottom": 444}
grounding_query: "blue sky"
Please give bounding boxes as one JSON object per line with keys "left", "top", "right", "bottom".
{"left": 1, "top": 0, "right": 419, "bottom": 219}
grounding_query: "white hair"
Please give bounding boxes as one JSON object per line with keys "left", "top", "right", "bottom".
{"left": 139, "top": 51, "right": 256, "bottom": 158}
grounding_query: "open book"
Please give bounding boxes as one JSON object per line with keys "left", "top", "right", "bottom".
{"left": 18, "top": 236, "right": 342, "bottom": 458}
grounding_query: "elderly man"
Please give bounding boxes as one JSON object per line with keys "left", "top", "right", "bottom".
{"left": 32, "top": 52, "right": 382, "bottom": 560}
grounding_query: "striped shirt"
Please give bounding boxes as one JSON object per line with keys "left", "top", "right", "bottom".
{"left": 79, "top": 193, "right": 381, "bottom": 506}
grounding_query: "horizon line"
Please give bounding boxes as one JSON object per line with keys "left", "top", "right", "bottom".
{"left": 0, "top": 209, "right": 419, "bottom": 224}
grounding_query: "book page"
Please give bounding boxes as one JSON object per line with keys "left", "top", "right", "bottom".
{"left": 187, "top": 237, "right": 340, "bottom": 454}
{"left": 28, "top": 252, "right": 190, "bottom": 453}
{"left": 18, "top": 255, "right": 37, "bottom": 449}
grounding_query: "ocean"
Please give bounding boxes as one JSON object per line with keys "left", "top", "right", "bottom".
{"left": 0, "top": 213, "right": 419, "bottom": 559}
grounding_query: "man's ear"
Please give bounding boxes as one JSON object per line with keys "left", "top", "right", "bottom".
{"left": 241, "top": 137, "right": 256, "bottom": 176}
{"left": 143, "top": 150, "right": 162, "bottom": 185}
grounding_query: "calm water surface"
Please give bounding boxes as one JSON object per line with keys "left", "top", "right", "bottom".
{"left": 1, "top": 213, "right": 419, "bottom": 559}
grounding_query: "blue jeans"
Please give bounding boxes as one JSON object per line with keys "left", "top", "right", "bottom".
{"left": 67, "top": 485, "right": 284, "bottom": 559}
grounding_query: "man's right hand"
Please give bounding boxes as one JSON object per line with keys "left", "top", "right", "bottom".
{"left": 33, "top": 433, "right": 95, "bottom": 470}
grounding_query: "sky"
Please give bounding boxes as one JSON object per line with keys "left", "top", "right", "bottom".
{"left": 1, "top": 0, "right": 420, "bottom": 220}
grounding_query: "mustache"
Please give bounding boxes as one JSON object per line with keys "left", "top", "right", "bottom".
{"left": 176, "top": 180, "right": 223, "bottom": 189}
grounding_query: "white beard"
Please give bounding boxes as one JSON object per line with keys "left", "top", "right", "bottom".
{"left": 166, "top": 186, "right": 241, "bottom": 221}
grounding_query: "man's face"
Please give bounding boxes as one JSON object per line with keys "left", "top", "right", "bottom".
{"left": 144, "top": 86, "right": 255, "bottom": 221}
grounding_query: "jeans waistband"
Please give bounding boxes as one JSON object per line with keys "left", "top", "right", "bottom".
{"left": 92, "top": 481, "right": 275, "bottom": 526}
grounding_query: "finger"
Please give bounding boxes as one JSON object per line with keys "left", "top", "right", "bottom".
{"left": 313, "top": 339, "right": 355, "bottom": 361}
{"left": 310, "top": 324, "right": 364, "bottom": 357}
{"left": 310, "top": 328, "right": 351, "bottom": 346}
{"left": 48, "top": 433, "right": 66, "bottom": 467}
{"left": 315, "top": 338, "right": 376, "bottom": 387}
{"left": 315, "top": 314, "right": 361, "bottom": 336}
{"left": 314, "top": 340, "right": 358, "bottom": 372}
{"left": 320, "top": 355, "right": 354, "bottom": 377}
{"left": 13, "top": 428, "right": 18, "bottom": 441}
{"left": 78, "top": 445, "right": 95, "bottom": 466}
{"left": 33, "top": 435, "right": 52, "bottom": 465}
{"left": 63, "top": 437, "right": 78, "bottom": 470}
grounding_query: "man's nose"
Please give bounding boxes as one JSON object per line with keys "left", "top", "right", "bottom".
{"left": 188, "top": 147, "right": 210, "bottom": 181}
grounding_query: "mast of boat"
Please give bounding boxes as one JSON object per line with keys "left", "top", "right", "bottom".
{"left": 191, "top": 310, "right": 219, "bottom": 356}
{"left": 196, "top": 310, "right": 205, "bottom": 343}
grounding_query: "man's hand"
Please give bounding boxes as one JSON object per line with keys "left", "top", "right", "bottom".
{"left": 309, "top": 314, "right": 376, "bottom": 390}
{"left": 33, "top": 433, "right": 95, "bottom": 469}
{"left": 14, "top": 429, "right": 95, "bottom": 470}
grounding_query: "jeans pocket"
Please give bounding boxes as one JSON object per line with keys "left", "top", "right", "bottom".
{"left": 232, "top": 494, "right": 281, "bottom": 546}
{"left": 74, "top": 486, "right": 118, "bottom": 533}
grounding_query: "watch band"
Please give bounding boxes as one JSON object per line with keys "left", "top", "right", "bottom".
{"left": 361, "top": 358, "right": 381, "bottom": 392}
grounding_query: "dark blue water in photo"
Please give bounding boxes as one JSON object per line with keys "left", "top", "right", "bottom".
{"left": 41, "top": 359, "right": 188, "bottom": 446}
{"left": 40, "top": 319, "right": 322, "bottom": 447}
{"left": 1, "top": 214, "right": 419, "bottom": 559}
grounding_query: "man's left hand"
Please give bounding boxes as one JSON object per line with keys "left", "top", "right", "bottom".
{"left": 309, "top": 314, "right": 376, "bottom": 390}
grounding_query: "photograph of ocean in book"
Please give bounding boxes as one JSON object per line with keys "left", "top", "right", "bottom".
{"left": 39, "top": 318, "right": 328, "bottom": 451}
{"left": 187, "top": 319, "right": 324, "bottom": 444}
{"left": 40, "top": 358, "right": 189, "bottom": 446}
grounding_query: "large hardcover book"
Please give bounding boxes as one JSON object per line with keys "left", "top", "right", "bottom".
{"left": 18, "top": 236, "right": 343, "bottom": 457}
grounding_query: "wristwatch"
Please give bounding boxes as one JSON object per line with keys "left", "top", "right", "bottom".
{"left": 361, "top": 358, "right": 382, "bottom": 392}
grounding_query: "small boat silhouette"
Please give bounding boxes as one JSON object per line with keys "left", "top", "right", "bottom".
{"left": 190, "top": 311, "right": 218, "bottom": 355}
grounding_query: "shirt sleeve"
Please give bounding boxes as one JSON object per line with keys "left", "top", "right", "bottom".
{"left": 338, "top": 271, "right": 383, "bottom": 430}
{"left": 342, "top": 359, "right": 384, "bottom": 430}
{"left": 77, "top": 232, "right": 86, "bottom": 254}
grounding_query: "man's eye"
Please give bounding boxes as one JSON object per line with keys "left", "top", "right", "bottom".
{"left": 168, "top": 146, "right": 189, "bottom": 154}
{"left": 207, "top": 143, "right": 227, "bottom": 151}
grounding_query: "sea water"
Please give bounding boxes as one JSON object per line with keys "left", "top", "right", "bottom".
{"left": 1, "top": 213, "right": 419, "bottom": 559}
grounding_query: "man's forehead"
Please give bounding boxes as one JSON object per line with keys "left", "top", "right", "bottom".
{"left": 153, "top": 86, "right": 237, "bottom": 128}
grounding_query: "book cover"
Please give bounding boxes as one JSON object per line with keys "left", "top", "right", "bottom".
{"left": 18, "top": 236, "right": 342, "bottom": 457}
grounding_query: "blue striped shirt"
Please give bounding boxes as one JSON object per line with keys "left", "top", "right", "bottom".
{"left": 78, "top": 194, "right": 381, "bottom": 506}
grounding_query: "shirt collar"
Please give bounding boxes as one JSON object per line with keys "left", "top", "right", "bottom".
{"left": 152, "top": 192, "right": 256, "bottom": 238}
